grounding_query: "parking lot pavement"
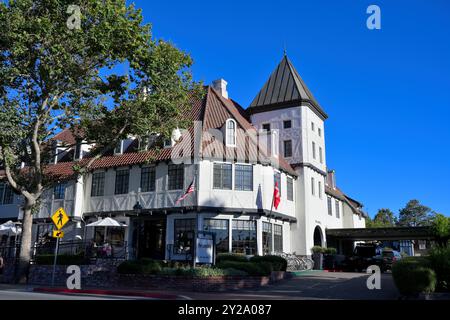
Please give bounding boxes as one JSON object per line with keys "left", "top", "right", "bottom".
{"left": 0, "top": 272, "right": 400, "bottom": 300}
{"left": 179, "top": 271, "right": 400, "bottom": 300}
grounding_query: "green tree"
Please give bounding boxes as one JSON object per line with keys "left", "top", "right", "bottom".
{"left": 397, "top": 200, "right": 433, "bottom": 227}
{"left": 0, "top": 0, "right": 200, "bottom": 282}
{"left": 368, "top": 208, "right": 397, "bottom": 227}
{"left": 430, "top": 213, "right": 450, "bottom": 247}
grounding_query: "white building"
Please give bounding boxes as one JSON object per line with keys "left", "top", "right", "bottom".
{"left": 0, "top": 55, "right": 366, "bottom": 259}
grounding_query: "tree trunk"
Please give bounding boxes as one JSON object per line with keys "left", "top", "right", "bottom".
{"left": 15, "top": 202, "right": 34, "bottom": 284}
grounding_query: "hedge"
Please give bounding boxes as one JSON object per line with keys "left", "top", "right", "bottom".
{"left": 158, "top": 266, "right": 248, "bottom": 277}
{"left": 216, "top": 253, "right": 248, "bottom": 264}
{"left": 117, "top": 259, "right": 162, "bottom": 274}
{"left": 34, "top": 252, "right": 89, "bottom": 265}
{"left": 250, "top": 255, "right": 287, "bottom": 271}
{"left": 428, "top": 246, "right": 450, "bottom": 291}
{"left": 392, "top": 258, "right": 436, "bottom": 296}
{"left": 216, "top": 261, "right": 271, "bottom": 276}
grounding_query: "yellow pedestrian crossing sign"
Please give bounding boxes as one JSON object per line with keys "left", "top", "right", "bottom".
{"left": 51, "top": 207, "right": 69, "bottom": 230}
{"left": 52, "top": 230, "right": 64, "bottom": 238}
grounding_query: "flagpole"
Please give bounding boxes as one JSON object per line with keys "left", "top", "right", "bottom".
{"left": 265, "top": 184, "right": 275, "bottom": 255}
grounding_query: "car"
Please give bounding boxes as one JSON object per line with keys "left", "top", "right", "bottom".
{"left": 344, "top": 244, "right": 383, "bottom": 272}
{"left": 381, "top": 249, "right": 402, "bottom": 271}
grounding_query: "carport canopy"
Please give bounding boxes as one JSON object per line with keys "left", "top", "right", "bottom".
{"left": 326, "top": 226, "right": 435, "bottom": 241}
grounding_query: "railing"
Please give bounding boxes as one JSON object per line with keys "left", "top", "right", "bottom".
{"left": 30, "top": 240, "right": 129, "bottom": 262}
{"left": 0, "top": 244, "right": 20, "bottom": 262}
{"left": 273, "top": 252, "right": 314, "bottom": 271}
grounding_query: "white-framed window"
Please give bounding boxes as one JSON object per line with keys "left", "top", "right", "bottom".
{"left": 235, "top": 164, "right": 253, "bottom": 191}
{"left": 141, "top": 166, "right": 156, "bottom": 192}
{"left": 319, "top": 147, "right": 323, "bottom": 164}
{"left": 274, "top": 224, "right": 283, "bottom": 252}
{"left": 91, "top": 171, "right": 105, "bottom": 197}
{"left": 283, "top": 140, "right": 292, "bottom": 158}
{"left": 312, "top": 141, "right": 316, "bottom": 159}
{"left": 335, "top": 200, "right": 340, "bottom": 218}
{"left": 272, "top": 130, "right": 279, "bottom": 156}
{"left": 311, "top": 122, "right": 315, "bottom": 131}
{"left": 164, "top": 138, "right": 172, "bottom": 148}
{"left": 115, "top": 168, "right": 130, "bottom": 194}
{"left": 213, "top": 162, "right": 232, "bottom": 190}
{"left": 262, "top": 123, "right": 271, "bottom": 132}
{"left": 168, "top": 164, "right": 184, "bottom": 190}
{"left": 318, "top": 128, "right": 322, "bottom": 137}
{"left": 114, "top": 140, "right": 124, "bottom": 154}
{"left": 283, "top": 120, "right": 292, "bottom": 129}
{"left": 225, "top": 119, "right": 237, "bottom": 146}
{"left": 318, "top": 181, "right": 322, "bottom": 199}
{"left": 0, "top": 183, "right": 14, "bottom": 205}
{"left": 327, "top": 197, "right": 332, "bottom": 216}
{"left": 53, "top": 183, "right": 66, "bottom": 200}
{"left": 311, "top": 177, "right": 315, "bottom": 196}
{"left": 287, "top": 177, "right": 294, "bottom": 201}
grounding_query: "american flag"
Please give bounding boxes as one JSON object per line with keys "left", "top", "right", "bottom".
{"left": 175, "top": 179, "right": 195, "bottom": 203}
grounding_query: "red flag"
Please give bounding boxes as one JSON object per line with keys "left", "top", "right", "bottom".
{"left": 273, "top": 182, "right": 281, "bottom": 209}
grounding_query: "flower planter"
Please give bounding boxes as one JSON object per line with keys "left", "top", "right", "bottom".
{"left": 312, "top": 253, "right": 323, "bottom": 270}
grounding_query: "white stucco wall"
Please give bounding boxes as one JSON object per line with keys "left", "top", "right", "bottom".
{"left": 197, "top": 160, "right": 296, "bottom": 218}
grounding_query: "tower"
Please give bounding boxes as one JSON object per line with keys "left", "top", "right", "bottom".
{"left": 248, "top": 55, "right": 329, "bottom": 256}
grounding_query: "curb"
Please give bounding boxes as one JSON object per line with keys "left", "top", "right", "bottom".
{"left": 33, "top": 287, "right": 180, "bottom": 299}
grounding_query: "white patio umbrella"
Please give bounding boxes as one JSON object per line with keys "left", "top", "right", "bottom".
{"left": 0, "top": 220, "right": 22, "bottom": 235}
{"left": 86, "top": 217, "right": 127, "bottom": 243}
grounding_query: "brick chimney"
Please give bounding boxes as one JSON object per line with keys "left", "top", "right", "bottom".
{"left": 212, "top": 79, "right": 228, "bottom": 99}
{"left": 327, "top": 170, "right": 336, "bottom": 189}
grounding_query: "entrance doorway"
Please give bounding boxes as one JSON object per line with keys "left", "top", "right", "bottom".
{"left": 313, "top": 226, "right": 323, "bottom": 247}
{"left": 135, "top": 218, "right": 167, "bottom": 260}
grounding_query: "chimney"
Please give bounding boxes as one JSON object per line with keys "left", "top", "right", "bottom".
{"left": 212, "top": 79, "right": 228, "bottom": 99}
{"left": 327, "top": 170, "right": 336, "bottom": 189}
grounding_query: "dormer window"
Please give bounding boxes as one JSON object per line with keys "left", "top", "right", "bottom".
{"left": 225, "top": 119, "right": 236, "bottom": 147}
{"left": 164, "top": 138, "right": 172, "bottom": 148}
{"left": 114, "top": 140, "right": 124, "bottom": 155}
{"left": 138, "top": 136, "right": 150, "bottom": 152}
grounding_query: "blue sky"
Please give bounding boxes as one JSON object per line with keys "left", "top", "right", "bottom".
{"left": 132, "top": 0, "right": 450, "bottom": 218}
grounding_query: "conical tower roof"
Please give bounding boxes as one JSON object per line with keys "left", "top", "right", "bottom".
{"left": 248, "top": 55, "right": 327, "bottom": 119}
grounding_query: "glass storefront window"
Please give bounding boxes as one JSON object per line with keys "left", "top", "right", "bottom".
{"left": 173, "top": 219, "right": 195, "bottom": 255}
{"left": 204, "top": 218, "right": 229, "bottom": 253}
{"left": 274, "top": 224, "right": 283, "bottom": 252}
{"left": 232, "top": 220, "right": 257, "bottom": 255}
{"left": 262, "top": 222, "right": 273, "bottom": 255}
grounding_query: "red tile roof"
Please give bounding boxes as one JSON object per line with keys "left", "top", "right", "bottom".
{"left": 2, "top": 86, "right": 297, "bottom": 182}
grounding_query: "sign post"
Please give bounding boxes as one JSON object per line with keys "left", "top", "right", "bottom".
{"left": 50, "top": 207, "right": 69, "bottom": 286}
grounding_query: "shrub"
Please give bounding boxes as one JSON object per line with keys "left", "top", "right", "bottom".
{"left": 117, "top": 259, "right": 162, "bottom": 274}
{"left": 324, "top": 247, "right": 337, "bottom": 255}
{"left": 216, "top": 261, "right": 270, "bottom": 276}
{"left": 392, "top": 258, "right": 436, "bottom": 296}
{"left": 311, "top": 246, "right": 325, "bottom": 254}
{"left": 250, "top": 255, "right": 287, "bottom": 271}
{"left": 157, "top": 266, "right": 248, "bottom": 277}
{"left": 34, "top": 252, "right": 89, "bottom": 265}
{"left": 428, "top": 246, "right": 450, "bottom": 291}
{"left": 216, "top": 253, "right": 248, "bottom": 264}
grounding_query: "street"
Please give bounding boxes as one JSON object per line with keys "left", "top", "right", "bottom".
{"left": 0, "top": 272, "right": 399, "bottom": 300}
